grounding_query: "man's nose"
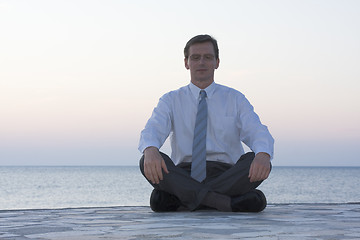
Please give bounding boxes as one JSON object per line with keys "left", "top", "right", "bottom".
{"left": 199, "top": 57, "right": 206, "bottom": 64}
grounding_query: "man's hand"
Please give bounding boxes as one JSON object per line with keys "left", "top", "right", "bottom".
{"left": 248, "top": 152, "right": 271, "bottom": 183}
{"left": 143, "top": 147, "right": 169, "bottom": 184}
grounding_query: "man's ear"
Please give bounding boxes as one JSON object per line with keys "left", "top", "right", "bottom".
{"left": 215, "top": 58, "right": 220, "bottom": 69}
{"left": 184, "top": 58, "right": 190, "bottom": 69}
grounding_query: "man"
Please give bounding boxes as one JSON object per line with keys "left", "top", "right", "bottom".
{"left": 138, "top": 34, "right": 274, "bottom": 212}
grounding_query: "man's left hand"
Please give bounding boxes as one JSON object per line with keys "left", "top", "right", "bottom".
{"left": 248, "top": 152, "right": 271, "bottom": 183}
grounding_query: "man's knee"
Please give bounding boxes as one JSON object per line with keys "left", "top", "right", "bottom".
{"left": 139, "top": 152, "right": 172, "bottom": 174}
{"left": 159, "top": 152, "right": 172, "bottom": 163}
{"left": 237, "top": 152, "right": 255, "bottom": 163}
{"left": 139, "top": 155, "right": 145, "bottom": 175}
{"left": 236, "top": 152, "right": 255, "bottom": 169}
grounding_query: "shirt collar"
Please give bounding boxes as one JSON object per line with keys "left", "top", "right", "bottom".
{"left": 189, "top": 82, "right": 216, "bottom": 100}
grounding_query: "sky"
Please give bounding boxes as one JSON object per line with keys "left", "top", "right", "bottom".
{"left": 0, "top": 0, "right": 359, "bottom": 166}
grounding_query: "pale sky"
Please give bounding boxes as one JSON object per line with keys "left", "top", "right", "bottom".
{"left": 0, "top": 0, "right": 359, "bottom": 166}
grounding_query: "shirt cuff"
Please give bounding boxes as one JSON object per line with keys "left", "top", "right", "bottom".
{"left": 253, "top": 148, "right": 274, "bottom": 160}
{"left": 138, "top": 142, "right": 161, "bottom": 154}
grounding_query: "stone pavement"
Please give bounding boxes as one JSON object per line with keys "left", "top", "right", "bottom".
{"left": 0, "top": 204, "right": 360, "bottom": 240}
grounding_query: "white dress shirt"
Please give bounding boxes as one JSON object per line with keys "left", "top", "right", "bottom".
{"left": 138, "top": 82, "right": 274, "bottom": 165}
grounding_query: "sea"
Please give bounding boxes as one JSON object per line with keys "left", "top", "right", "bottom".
{"left": 1, "top": 166, "right": 360, "bottom": 210}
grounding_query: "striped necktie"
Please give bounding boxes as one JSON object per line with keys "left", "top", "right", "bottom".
{"left": 191, "top": 90, "right": 207, "bottom": 182}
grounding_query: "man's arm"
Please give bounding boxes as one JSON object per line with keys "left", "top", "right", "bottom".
{"left": 139, "top": 94, "right": 173, "bottom": 184}
{"left": 143, "top": 146, "right": 169, "bottom": 184}
{"left": 235, "top": 94, "right": 274, "bottom": 182}
{"left": 237, "top": 94, "right": 274, "bottom": 161}
{"left": 248, "top": 152, "right": 271, "bottom": 182}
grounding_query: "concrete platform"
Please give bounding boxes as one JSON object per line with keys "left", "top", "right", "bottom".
{"left": 1, "top": 204, "right": 360, "bottom": 239}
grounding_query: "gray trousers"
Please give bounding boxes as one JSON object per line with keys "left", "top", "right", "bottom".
{"left": 139, "top": 152, "right": 266, "bottom": 211}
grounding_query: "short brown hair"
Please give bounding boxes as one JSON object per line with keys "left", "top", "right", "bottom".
{"left": 184, "top": 34, "right": 219, "bottom": 60}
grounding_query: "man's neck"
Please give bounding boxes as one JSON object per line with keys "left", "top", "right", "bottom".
{"left": 191, "top": 79, "right": 214, "bottom": 90}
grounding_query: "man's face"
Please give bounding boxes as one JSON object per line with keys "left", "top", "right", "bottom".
{"left": 185, "top": 41, "right": 219, "bottom": 86}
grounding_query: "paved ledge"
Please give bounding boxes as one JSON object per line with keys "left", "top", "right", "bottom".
{"left": 1, "top": 204, "right": 360, "bottom": 240}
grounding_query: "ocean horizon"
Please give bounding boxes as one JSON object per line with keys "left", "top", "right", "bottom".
{"left": 1, "top": 166, "right": 360, "bottom": 211}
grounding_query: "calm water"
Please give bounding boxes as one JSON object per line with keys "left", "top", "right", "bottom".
{"left": 0, "top": 166, "right": 359, "bottom": 210}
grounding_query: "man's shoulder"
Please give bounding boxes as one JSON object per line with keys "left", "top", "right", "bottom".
{"left": 171, "top": 84, "right": 190, "bottom": 94}
{"left": 160, "top": 85, "right": 190, "bottom": 100}
{"left": 214, "top": 83, "right": 245, "bottom": 97}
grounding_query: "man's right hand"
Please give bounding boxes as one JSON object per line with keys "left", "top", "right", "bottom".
{"left": 143, "top": 147, "right": 169, "bottom": 184}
